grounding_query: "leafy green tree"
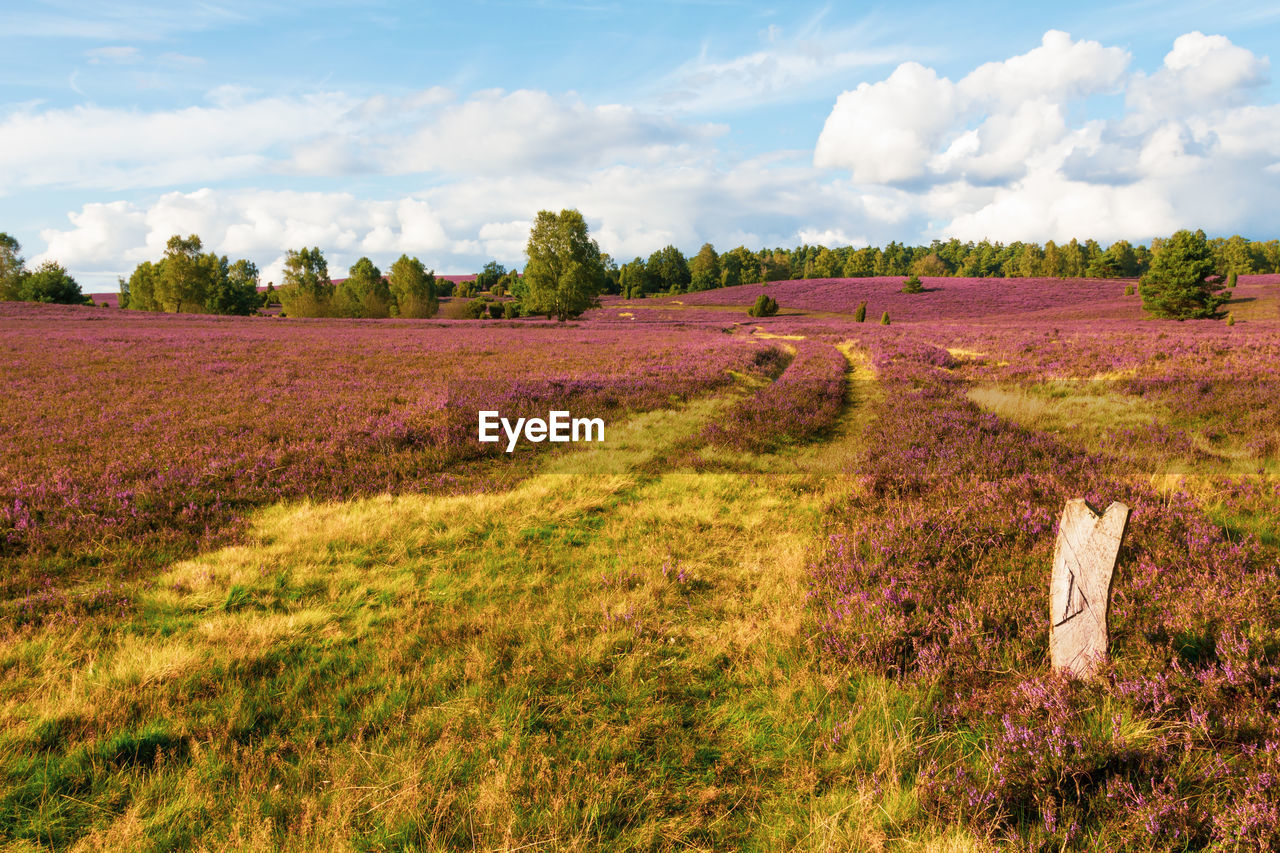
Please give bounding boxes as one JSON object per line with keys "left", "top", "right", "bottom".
{"left": 646, "top": 244, "right": 691, "bottom": 294}
{"left": 279, "top": 247, "right": 332, "bottom": 317}
{"left": 21, "top": 261, "right": 86, "bottom": 304}
{"left": 387, "top": 254, "right": 438, "bottom": 318}
{"left": 760, "top": 251, "right": 791, "bottom": 282}
{"left": 910, "top": 253, "right": 948, "bottom": 277}
{"left": 689, "top": 243, "right": 720, "bottom": 291}
{"left": 618, "top": 257, "right": 650, "bottom": 298}
{"left": 476, "top": 261, "right": 508, "bottom": 291}
{"left": 155, "top": 234, "right": 210, "bottom": 312}
{"left": 720, "top": 248, "right": 750, "bottom": 288}
{"left": 0, "top": 233, "right": 24, "bottom": 301}
{"left": 205, "top": 258, "right": 260, "bottom": 315}
{"left": 1139, "top": 229, "right": 1231, "bottom": 319}
{"left": 337, "top": 257, "right": 390, "bottom": 318}
{"left": 522, "top": 209, "right": 606, "bottom": 321}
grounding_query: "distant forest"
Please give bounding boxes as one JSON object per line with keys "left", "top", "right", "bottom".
{"left": 608, "top": 233, "right": 1279, "bottom": 298}
{"left": 3, "top": 228, "right": 1278, "bottom": 314}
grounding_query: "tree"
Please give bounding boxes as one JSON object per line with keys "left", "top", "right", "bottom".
{"left": 476, "top": 261, "right": 508, "bottom": 291}
{"left": 689, "top": 243, "right": 721, "bottom": 291}
{"left": 205, "top": 258, "right": 260, "bottom": 316}
{"left": 0, "top": 233, "right": 24, "bottom": 300}
{"left": 337, "top": 257, "right": 390, "bottom": 318}
{"left": 279, "top": 247, "right": 332, "bottom": 317}
{"left": 155, "top": 234, "right": 210, "bottom": 312}
{"left": 760, "top": 251, "right": 791, "bottom": 282}
{"left": 646, "top": 245, "right": 691, "bottom": 294}
{"left": 21, "top": 261, "right": 86, "bottom": 304}
{"left": 387, "top": 254, "right": 438, "bottom": 318}
{"left": 901, "top": 274, "right": 924, "bottom": 294}
{"left": 522, "top": 209, "right": 606, "bottom": 321}
{"left": 1139, "top": 229, "right": 1231, "bottom": 320}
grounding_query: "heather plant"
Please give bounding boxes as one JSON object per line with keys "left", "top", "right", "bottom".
{"left": 810, "top": 328, "right": 1280, "bottom": 846}
{"left": 703, "top": 341, "right": 846, "bottom": 451}
{"left": 0, "top": 305, "right": 766, "bottom": 593}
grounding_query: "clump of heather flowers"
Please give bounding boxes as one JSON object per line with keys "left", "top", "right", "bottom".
{"left": 811, "top": 329, "right": 1280, "bottom": 846}
{"left": 703, "top": 340, "right": 846, "bottom": 452}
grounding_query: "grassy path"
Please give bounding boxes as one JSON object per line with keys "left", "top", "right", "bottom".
{"left": 1, "top": 345, "right": 980, "bottom": 852}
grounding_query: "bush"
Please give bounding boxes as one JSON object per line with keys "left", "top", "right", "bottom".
{"left": 487, "top": 303, "right": 504, "bottom": 319}
{"left": 462, "top": 298, "right": 488, "bottom": 319}
{"left": 901, "top": 274, "right": 924, "bottom": 294}
{"left": 880, "top": 311, "right": 890, "bottom": 325}
{"left": 747, "top": 294, "right": 779, "bottom": 317}
{"left": 1124, "top": 283, "right": 1135, "bottom": 296}
{"left": 1227, "top": 311, "right": 1236, "bottom": 326}
{"left": 502, "top": 302, "right": 520, "bottom": 319}
{"left": 854, "top": 301, "right": 867, "bottom": 323}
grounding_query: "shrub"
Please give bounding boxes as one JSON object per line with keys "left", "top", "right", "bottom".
{"left": 901, "top": 274, "right": 924, "bottom": 294}
{"left": 462, "top": 298, "right": 489, "bottom": 319}
{"left": 747, "top": 294, "right": 779, "bottom": 317}
{"left": 1228, "top": 270, "right": 1239, "bottom": 289}
{"left": 502, "top": 302, "right": 520, "bottom": 319}
{"left": 854, "top": 301, "right": 867, "bottom": 323}
{"left": 1226, "top": 311, "right": 1236, "bottom": 326}
{"left": 487, "top": 303, "right": 504, "bottom": 319}
{"left": 880, "top": 311, "right": 890, "bottom": 325}
{"left": 1124, "top": 283, "right": 1135, "bottom": 296}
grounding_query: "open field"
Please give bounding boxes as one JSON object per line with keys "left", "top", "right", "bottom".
{"left": 3, "top": 275, "right": 1280, "bottom": 850}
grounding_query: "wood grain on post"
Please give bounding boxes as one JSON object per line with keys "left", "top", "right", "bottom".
{"left": 1050, "top": 499, "right": 1130, "bottom": 679}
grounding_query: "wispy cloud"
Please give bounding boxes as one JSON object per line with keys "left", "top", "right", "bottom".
{"left": 85, "top": 46, "right": 142, "bottom": 64}
{"left": 652, "top": 11, "right": 922, "bottom": 112}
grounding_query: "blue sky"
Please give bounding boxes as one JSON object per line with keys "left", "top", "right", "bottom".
{"left": 3, "top": 0, "right": 1279, "bottom": 290}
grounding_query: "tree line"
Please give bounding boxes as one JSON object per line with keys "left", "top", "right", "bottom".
{"left": 0, "top": 233, "right": 88, "bottom": 305}
{"left": 602, "top": 233, "right": 1280, "bottom": 298}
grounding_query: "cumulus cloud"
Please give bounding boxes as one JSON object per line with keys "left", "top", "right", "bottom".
{"left": 815, "top": 31, "right": 1127, "bottom": 185}
{"left": 36, "top": 155, "right": 885, "bottom": 291}
{"left": 814, "top": 62, "right": 961, "bottom": 183}
{"left": 815, "top": 29, "right": 1280, "bottom": 243}
{"left": 1128, "top": 31, "right": 1270, "bottom": 116}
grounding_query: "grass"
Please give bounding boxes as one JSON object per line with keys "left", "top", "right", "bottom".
{"left": 0, "top": 346, "right": 981, "bottom": 851}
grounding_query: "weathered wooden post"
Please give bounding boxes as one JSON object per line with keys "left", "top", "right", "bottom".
{"left": 1050, "top": 499, "right": 1130, "bottom": 678}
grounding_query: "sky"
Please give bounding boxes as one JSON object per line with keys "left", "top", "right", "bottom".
{"left": 2, "top": 1, "right": 1280, "bottom": 291}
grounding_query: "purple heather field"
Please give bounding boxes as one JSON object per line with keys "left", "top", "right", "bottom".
{"left": 4, "top": 273, "right": 1280, "bottom": 845}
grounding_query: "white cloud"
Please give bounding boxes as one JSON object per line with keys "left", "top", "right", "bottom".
{"left": 35, "top": 154, "right": 889, "bottom": 291}
{"left": 957, "top": 30, "right": 1128, "bottom": 108}
{"left": 814, "top": 62, "right": 962, "bottom": 183}
{"left": 1128, "top": 31, "right": 1270, "bottom": 116}
{"left": 815, "top": 29, "right": 1280, "bottom": 243}
{"left": 85, "top": 46, "right": 142, "bottom": 64}
{"left": 659, "top": 37, "right": 913, "bottom": 114}
{"left": 816, "top": 31, "right": 1128, "bottom": 186}
{"left": 0, "top": 87, "right": 721, "bottom": 193}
